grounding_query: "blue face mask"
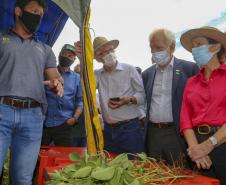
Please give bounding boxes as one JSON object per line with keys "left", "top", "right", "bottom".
{"left": 152, "top": 50, "right": 170, "bottom": 66}
{"left": 192, "top": 45, "right": 215, "bottom": 66}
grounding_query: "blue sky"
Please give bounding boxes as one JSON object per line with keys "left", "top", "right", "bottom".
{"left": 53, "top": 0, "right": 226, "bottom": 71}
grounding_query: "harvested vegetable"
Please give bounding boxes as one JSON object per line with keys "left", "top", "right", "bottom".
{"left": 47, "top": 153, "right": 193, "bottom": 185}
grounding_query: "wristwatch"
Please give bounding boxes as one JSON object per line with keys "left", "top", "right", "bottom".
{"left": 209, "top": 136, "right": 218, "bottom": 147}
{"left": 129, "top": 97, "right": 133, "bottom": 104}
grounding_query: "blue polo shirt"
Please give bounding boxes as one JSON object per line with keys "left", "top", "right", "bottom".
{"left": 0, "top": 29, "right": 57, "bottom": 107}
{"left": 45, "top": 70, "right": 83, "bottom": 127}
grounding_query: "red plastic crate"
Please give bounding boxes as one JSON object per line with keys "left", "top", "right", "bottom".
{"left": 38, "top": 146, "right": 220, "bottom": 185}
{"left": 38, "top": 146, "right": 87, "bottom": 185}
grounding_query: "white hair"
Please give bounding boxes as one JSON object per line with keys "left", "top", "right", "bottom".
{"left": 149, "top": 28, "right": 176, "bottom": 45}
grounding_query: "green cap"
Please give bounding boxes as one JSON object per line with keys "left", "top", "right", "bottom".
{"left": 61, "top": 44, "right": 76, "bottom": 54}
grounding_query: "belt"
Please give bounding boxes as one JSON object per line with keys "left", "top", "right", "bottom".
{"left": 150, "top": 121, "right": 174, "bottom": 128}
{"left": 106, "top": 118, "right": 138, "bottom": 128}
{"left": 194, "top": 124, "right": 221, "bottom": 135}
{"left": 0, "top": 97, "right": 41, "bottom": 108}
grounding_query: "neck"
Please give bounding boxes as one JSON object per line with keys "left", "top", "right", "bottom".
{"left": 204, "top": 56, "right": 220, "bottom": 80}
{"left": 13, "top": 20, "right": 32, "bottom": 39}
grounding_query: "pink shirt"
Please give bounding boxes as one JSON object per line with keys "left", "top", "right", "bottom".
{"left": 180, "top": 64, "right": 226, "bottom": 133}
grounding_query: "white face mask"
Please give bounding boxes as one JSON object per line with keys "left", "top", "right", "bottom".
{"left": 103, "top": 52, "right": 117, "bottom": 67}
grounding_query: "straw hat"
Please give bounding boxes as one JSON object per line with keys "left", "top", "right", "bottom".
{"left": 93, "top": 36, "right": 119, "bottom": 53}
{"left": 180, "top": 26, "right": 226, "bottom": 52}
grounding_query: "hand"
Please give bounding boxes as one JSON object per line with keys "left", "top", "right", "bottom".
{"left": 107, "top": 96, "right": 129, "bottom": 109}
{"left": 187, "top": 140, "right": 214, "bottom": 161}
{"left": 43, "top": 78, "right": 64, "bottom": 97}
{"left": 139, "top": 117, "right": 146, "bottom": 127}
{"left": 194, "top": 155, "right": 212, "bottom": 170}
{"left": 74, "top": 41, "right": 82, "bottom": 59}
{"left": 66, "top": 117, "right": 78, "bottom": 126}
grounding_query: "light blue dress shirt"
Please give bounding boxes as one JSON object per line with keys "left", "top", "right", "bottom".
{"left": 45, "top": 70, "right": 83, "bottom": 127}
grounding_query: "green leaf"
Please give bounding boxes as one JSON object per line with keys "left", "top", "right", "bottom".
{"left": 108, "top": 154, "right": 128, "bottom": 166}
{"left": 73, "top": 166, "right": 92, "bottom": 178}
{"left": 91, "top": 167, "right": 115, "bottom": 181}
{"left": 69, "top": 153, "right": 80, "bottom": 161}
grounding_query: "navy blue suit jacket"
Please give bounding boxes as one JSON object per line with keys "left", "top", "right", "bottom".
{"left": 142, "top": 57, "right": 199, "bottom": 133}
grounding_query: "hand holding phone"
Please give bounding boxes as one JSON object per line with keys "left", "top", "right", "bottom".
{"left": 110, "top": 97, "right": 120, "bottom": 102}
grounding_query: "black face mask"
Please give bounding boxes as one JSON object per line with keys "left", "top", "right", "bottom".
{"left": 20, "top": 10, "right": 42, "bottom": 34}
{"left": 59, "top": 56, "right": 74, "bottom": 67}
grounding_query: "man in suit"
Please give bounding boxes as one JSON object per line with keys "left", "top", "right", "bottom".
{"left": 142, "top": 28, "right": 199, "bottom": 166}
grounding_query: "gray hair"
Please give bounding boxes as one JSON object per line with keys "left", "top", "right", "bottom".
{"left": 149, "top": 28, "right": 176, "bottom": 45}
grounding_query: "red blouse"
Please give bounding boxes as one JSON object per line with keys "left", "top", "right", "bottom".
{"left": 180, "top": 64, "right": 226, "bottom": 133}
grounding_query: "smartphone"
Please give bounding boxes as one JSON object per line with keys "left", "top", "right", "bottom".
{"left": 110, "top": 97, "right": 120, "bottom": 101}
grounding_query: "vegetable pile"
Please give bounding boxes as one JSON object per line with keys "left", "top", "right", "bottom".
{"left": 47, "top": 153, "right": 193, "bottom": 185}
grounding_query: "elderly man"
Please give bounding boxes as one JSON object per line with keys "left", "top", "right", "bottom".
{"left": 75, "top": 37, "right": 145, "bottom": 154}
{"left": 42, "top": 44, "right": 83, "bottom": 146}
{"left": 142, "top": 28, "right": 199, "bottom": 166}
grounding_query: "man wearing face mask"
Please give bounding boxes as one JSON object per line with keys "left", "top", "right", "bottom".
{"left": 42, "top": 44, "right": 83, "bottom": 146}
{"left": 0, "top": 0, "right": 64, "bottom": 184}
{"left": 75, "top": 37, "right": 145, "bottom": 155}
{"left": 142, "top": 28, "right": 199, "bottom": 166}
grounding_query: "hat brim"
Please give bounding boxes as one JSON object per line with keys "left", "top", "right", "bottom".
{"left": 94, "top": 40, "right": 119, "bottom": 53}
{"left": 180, "top": 28, "right": 226, "bottom": 52}
{"left": 61, "top": 48, "right": 76, "bottom": 55}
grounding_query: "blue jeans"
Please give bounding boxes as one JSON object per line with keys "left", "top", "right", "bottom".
{"left": 0, "top": 103, "right": 44, "bottom": 185}
{"left": 103, "top": 118, "right": 144, "bottom": 154}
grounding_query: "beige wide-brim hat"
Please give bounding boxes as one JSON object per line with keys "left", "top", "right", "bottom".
{"left": 93, "top": 36, "right": 119, "bottom": 53}
{"left": 180, "top": 26, "right": 226, "bottom": 52}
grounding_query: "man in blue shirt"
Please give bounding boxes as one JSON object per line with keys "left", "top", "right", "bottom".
{"left": 42, "top": 44, "right": 83, "bottom": 146}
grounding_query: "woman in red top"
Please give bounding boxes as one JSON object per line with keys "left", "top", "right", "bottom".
{"left": 180, "top": 26, "right": 226, "bottom": 185}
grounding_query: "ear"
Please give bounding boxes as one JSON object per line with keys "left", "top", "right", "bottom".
{"left": 15, "top": 7, "right": 22, "bottom": 18}
{"left": 169, "top": 42, "right": 176, "bottom": 53}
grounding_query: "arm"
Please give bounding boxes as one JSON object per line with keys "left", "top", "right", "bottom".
{"left": 67, "top": 106, "right": 83, "bottom": 126}
{"left": 181, "top": 84, "right": 212, "bottom": 169}
{"left": 188, "top": 123, "right": 226, "bottom": 160}
{"left": 129, "top": 66, "right": 145, "bottom": 105}
{"left": 44, "top": 68, "right": 64, "bottom": 97}
{"left": 108, "top": 66, "right": 145, "bottom": 109}
{"left": 66, "top": 76, "right": 83, "bottom": 126}
{"left": 73, "top": 78, "right": 83, "bottom": 120}
{"left": 184, "top": 128, "right": 212, "bottom": 169}
{"left": 213, "top": 123, "right": 226, "bottom": 145}
{"left": 43, "top": 48, "right": 64, "bottom": 97}
{"left": 183, "top": 128, "right": 199, "bottom": 147}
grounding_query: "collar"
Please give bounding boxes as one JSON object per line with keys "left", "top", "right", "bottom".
{"left": 198, "top": 62, "right": 226, "bottom": 79}
{"left": 100, "top": 61, "right": 124, "bottom": 73}
{"left": 8, "top": 28, "right": 38, "bottom": 41}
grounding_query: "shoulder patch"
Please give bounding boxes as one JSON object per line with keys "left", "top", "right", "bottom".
{"left": 1, "top": 36, "right": 10, "bottom": 44}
